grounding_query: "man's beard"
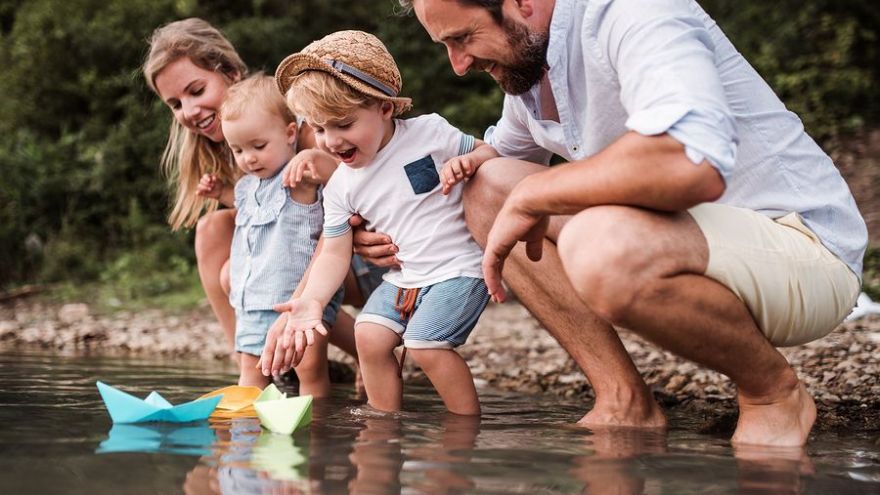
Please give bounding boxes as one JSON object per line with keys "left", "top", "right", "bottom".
{"left": 494, "top": 18, "right": 549, "bottom": 95}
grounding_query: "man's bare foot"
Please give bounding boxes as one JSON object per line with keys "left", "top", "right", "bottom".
{"left": 732, "top": 380, "right": 816, "bottom": 447}
{"left": 577, "top": 399, "right": 667, "bottom": 429}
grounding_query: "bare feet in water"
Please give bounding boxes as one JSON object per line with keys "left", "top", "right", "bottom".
{"left": 732, "top": 380, "right": 816, "bottom": 447}
{"left": 577, "top": 396, "right": 667, "bottom": 429}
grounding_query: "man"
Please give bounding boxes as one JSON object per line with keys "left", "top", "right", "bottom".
{"left": 393, "top": 0, "right": 866, "bottom": 447}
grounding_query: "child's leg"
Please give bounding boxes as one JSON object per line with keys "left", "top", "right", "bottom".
{"left": 329, "top": 309, "right": 358, "bottom": 358}
{"left": 355, "top": 322, "right": 403, "bottom": 411}
{"left": 239, "top": 353, "right": 271, "bottom": 388}
{"left": 408, "top": 349, "right": 480, "bottom": 416}
{"left": 295, "top": 330, "right": 331, "bottom": 398}
{"left": 330, "top": 309, "right": 365, "bottom": 396}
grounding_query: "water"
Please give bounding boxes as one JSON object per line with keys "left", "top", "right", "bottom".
{"left": 0, "top": 352, "right": 878, "bottom": 494}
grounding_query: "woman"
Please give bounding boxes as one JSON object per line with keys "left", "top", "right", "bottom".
{"left": 143, "top": 18, "right": 378, "bottom": 369}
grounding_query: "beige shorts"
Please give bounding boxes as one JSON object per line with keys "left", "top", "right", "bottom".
{"left": 689, "top": 203, "right": 859, "bottom": 347}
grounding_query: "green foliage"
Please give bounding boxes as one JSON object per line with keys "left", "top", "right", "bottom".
{"left": 862, "top": 248, "right": 880, "bottom": 301}
{"left": 701, "top": 0, "right": 879, "bottom": 141}
{"left": 0, "top": 0, "right": 877, "bottom": 299}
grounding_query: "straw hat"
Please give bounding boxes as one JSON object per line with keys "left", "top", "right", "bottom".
{"left": 275, "top": 30, "right": 412, "bottom": 116}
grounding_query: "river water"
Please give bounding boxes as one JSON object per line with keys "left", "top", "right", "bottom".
{"left": 0, "top": 351, "right": 877, "bottom": 494}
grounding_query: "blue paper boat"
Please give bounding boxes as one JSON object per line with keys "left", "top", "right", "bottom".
{"left": 96, "top": 381, "right": 222, "bottom": 423}
{"left": 96, "top": 422, "right": 216, "bottom": 456}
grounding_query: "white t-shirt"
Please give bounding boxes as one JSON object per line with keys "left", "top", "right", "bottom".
{"left": 323, "top": 113, "right": 484, "bottom": 288}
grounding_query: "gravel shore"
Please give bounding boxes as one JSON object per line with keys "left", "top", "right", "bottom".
{"left": 2, "top": 298, "right": 878, "bottom": 433}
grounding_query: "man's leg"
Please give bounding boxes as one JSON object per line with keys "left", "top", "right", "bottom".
{"left": 556, "top": 205, "right": 814, "bottom": 446}
{"left": 464, "top": 159, "right": 665, "bottom": 427}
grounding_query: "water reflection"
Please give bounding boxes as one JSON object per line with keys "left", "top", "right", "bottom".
{"left": 733, "top": 445, "right": 815, "bottom": 494}
{"left": 1, "top": 352, "right": 878, "bottom": 495}
{"left": 570, "top": 427, "right": 667, "bottom": 495}
{"left": 97, "top": 422, "right": 216, "bottom": 456}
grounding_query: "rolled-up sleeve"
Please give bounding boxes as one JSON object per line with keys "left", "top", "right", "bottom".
{"left": 598, "top": 0, "right": 737, "bottom": 180}
{"left": 484, "top": 96, "right": 554, "bottom": 165}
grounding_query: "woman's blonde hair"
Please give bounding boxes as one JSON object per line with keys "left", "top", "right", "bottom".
{"left": 143, "top": 18, "right": 248, "bottom": 230}
{"left": 286, "top": 70, "right": 378, "bottom": 126}
{"left": 221, "top": 75, "right": 296, "bottom": 126}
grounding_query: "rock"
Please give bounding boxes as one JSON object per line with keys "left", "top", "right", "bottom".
{"left": 58, "top": 304, "right": 89, "bottom": 324}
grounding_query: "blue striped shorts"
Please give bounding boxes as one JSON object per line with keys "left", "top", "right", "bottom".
{"left": 355, "top": 277, "right": 490, "bottom": 349}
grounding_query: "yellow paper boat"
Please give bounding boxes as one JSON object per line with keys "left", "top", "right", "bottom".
{"left": 254, "top": 384, "right": 312, "bottom": 435}
{"left": 198, "top": 385, "right": 262, "bottom": 419}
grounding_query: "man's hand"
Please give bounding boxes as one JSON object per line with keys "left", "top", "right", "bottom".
{"left": 481, "top": 189, "right": 549, "bottom": 303}
{"left": 283, "top": 149, "right": 338, "bottom": 188}
{"left": 196, "top": 173, "right": 223, "bottom": 199}
{"left": 440, "top": 154, "right": 479, "bottom": 194}
{"left": 258, "top": 298, "right": 327, "bottom": 375}
{"left": 349, "top": 214, "right": 401, "bottom": 268}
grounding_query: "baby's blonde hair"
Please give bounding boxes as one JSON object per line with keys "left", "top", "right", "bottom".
{"left": 286, "top": 71, "right": 380, "bottom": 126}
{"left": 221, "top": 75, "right": 296, "bottom": 126}
{"left": 143, "top": 18, "right": 247, "bottom": 230}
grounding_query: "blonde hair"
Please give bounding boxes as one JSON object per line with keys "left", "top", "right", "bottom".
{"left": 143, "top": 18, "right": 248, "bottom": 230}
{"left": 286, "top": 70, "right": 379, "bottom": 126}
{"left": 221, "top": 75, "right": 296, "bottom": 126}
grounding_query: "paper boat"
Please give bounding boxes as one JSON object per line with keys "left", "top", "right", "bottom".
{"left": 96, "top": 422, "right": 216, "bottom": 456}
{"left": 198, "top": 385, "right": 262, "bottom": 419}
{"left": 96, "top": 381, "right": 222, "bottom": 423}
{"left": 254, "top": 384, "right": 312, "bottom": 434}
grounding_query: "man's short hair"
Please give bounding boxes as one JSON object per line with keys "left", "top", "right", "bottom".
{"left": 398, "top": 0, "right": 503, "bottom": 24}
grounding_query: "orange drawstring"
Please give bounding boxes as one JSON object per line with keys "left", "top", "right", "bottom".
{"left": 394, "top": 287, "right": 420, "bottom": 321}
{"left": 394, "top": 287, "right": 420, "bottom": 378}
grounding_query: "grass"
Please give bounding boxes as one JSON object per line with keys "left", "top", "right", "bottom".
{"left": 862, "top": 246, "right": 880, "bottom": 300}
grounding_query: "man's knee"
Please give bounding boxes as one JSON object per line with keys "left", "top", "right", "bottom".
{"left": 463, "top": 157, "right": 544, "bottom": 245}
{"left": 557, "top": 207, "right": 649, "bottom": 322}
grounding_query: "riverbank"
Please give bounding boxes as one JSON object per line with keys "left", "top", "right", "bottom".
{"left": 2, "top": 297, "right": 878, "bottom": 434}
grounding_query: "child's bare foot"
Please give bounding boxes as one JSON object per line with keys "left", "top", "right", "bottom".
{"left": 732, "top": 380, "right": 816, "bottom": 447}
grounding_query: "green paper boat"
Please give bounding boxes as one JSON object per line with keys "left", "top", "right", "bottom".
{"left": 254, "top": 384, "right": 312, "bottom": 435}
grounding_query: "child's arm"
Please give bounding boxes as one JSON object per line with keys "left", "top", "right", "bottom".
{"left": 284, "top": 149, "right": 338, "bottom": 204}
{"left": 283, "top": 149, "right": 339, "bottom": 188}
{"left": 259, "top": 231, "right": 353, "bottom": 376}
{"left": 440, "top": 140, "right": 499, "bottom": 194}
{"left": 196, "top": 173, "right": 236, "bottom": 207}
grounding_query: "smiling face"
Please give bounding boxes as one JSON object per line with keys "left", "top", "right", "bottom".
{"left": 154, "top": 57, "right": 236, "bottom": 142}
{"left": 222, "top": 108, "right": 297, "bottom": 179}
{"left": 309, "top": 102, "right": 395, "bottom": 169}
{"left": 413, "top": 0, "right": 549, "bottom": 95}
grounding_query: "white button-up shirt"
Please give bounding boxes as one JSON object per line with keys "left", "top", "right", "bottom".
{"left": 486, "top": 0, "right": 867, "bottom": 276}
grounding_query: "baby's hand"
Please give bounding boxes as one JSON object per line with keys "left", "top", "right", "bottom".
{"left": 283, "top": 149, "right": 337, "bottom": 188}
{"left": 440, "top": 154, "right": 479, "bottom": 195}
{"left": 196, "top": 173, "right": 223, "bottom": 199}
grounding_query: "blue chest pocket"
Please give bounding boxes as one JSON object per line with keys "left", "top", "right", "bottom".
{"left": 404, "top": 155, "right": 440, "bottom": 195}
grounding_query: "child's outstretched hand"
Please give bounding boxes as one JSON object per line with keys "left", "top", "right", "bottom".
{"left": 258, "top": 297, "right": 327, "bottom": 376}
{"left": 283, "top": 149, "right": 338, "bottom": 189}
{"left": 440, "top": 154, "right": 480, "bottom": 195}
{"left": 196, "top": 173, "right": 223, "bottom": 199}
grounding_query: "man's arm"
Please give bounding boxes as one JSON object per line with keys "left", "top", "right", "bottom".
{"left": 512, "top": 132, "right": 724, "bottom": 217}
{"left": 481, "top": 132, "right": 724, "bottom": 302}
